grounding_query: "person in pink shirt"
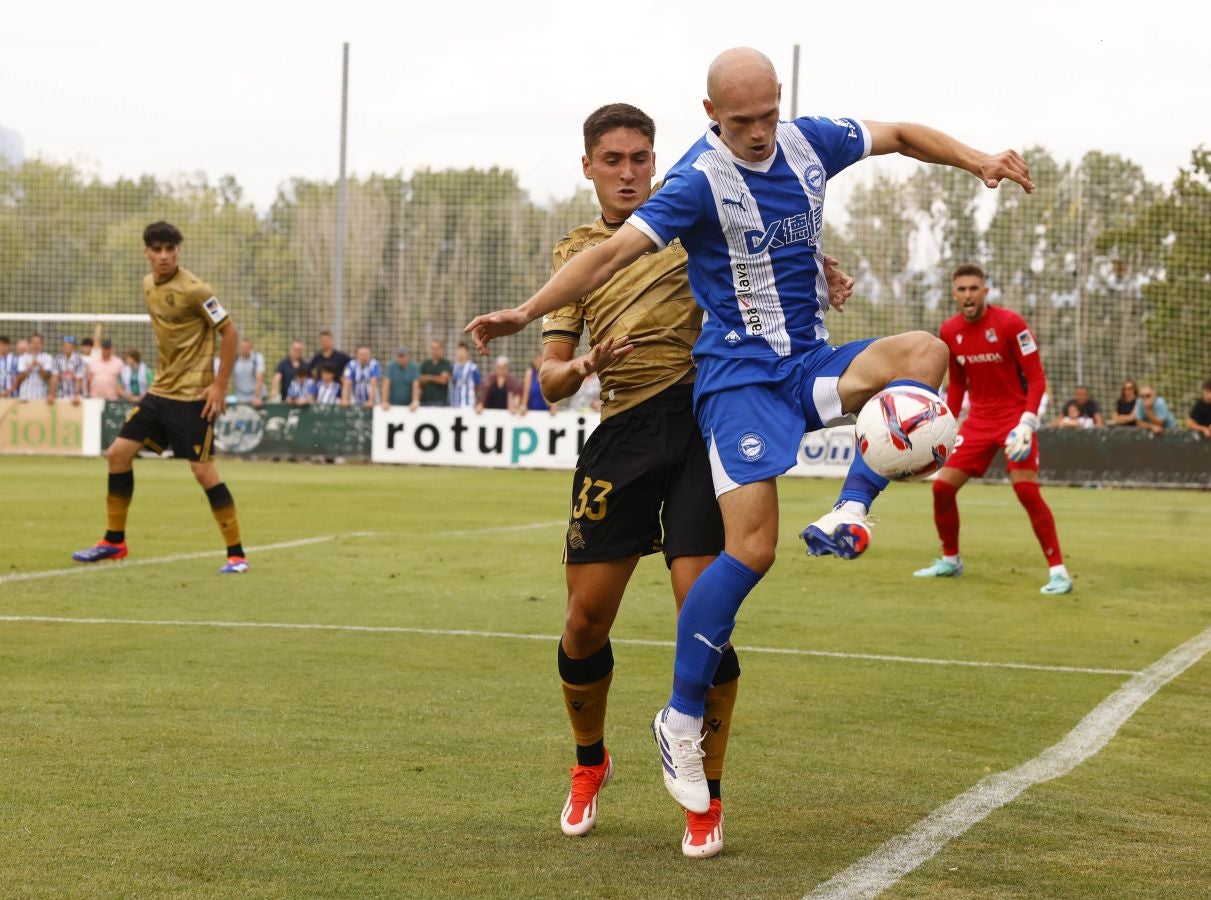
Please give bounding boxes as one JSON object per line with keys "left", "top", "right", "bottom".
{"left": 86, "top": 339, "right": 126, "bottom": 401}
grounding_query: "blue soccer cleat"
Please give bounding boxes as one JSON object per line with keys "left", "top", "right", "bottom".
{"left": 71, "top": 540, "right": 128, "bottom": 563}
{"left": 801, "top": 506, "right": 873, "bottom": 559}
{"left": 219, "top": 556, "right": 250, "bottom": 574}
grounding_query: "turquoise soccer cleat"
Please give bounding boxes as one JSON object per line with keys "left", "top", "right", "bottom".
{"left": 1040, "top": 571, "right": 1073, "bottom": 595}
{"left": 913, "top": 558, "right": 964, "bottom": 578}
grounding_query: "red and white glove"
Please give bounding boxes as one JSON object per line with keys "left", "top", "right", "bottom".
{"left": 1004, "top": 411, "right": 1040, "bottom": 462}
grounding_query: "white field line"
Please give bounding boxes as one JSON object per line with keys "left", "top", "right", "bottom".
{"left": 0, "top": 520, "right": 566, "bottom": 587}
{"left": 805, "top": 623, "right": 1211, "bottom": 900}
{"left": 0, "top": 616, "right": 1137, "bottom": 677}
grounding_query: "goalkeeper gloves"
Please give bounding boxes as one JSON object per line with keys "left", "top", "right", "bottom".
{"left": 1004, "top": 411, "right": 1040, "bottom": 462}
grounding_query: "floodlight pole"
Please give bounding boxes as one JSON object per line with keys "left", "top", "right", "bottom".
{"left": 334, "top": 42, "right": 350, "bottom": 348}
{"left": 790, "top": 44, "right": 800, "bottom": 119}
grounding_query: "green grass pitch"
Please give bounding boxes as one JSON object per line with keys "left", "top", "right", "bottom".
{"left": 2, "top": 457, "right": 1208, "bottom": 897}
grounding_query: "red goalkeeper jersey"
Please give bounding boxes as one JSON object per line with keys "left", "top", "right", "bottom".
{"left": 939, "top": 304, "right": 1046, "bottom": 428}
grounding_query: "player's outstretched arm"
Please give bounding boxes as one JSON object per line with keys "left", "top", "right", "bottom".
{"left": 464, "top": 224, "right": 655, "bottom": 353}
{"left": 865, "top": 121, "right": 1035, "bottom": 193}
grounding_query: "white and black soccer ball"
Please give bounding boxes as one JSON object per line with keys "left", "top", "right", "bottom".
{"left": 855, "top": 387, "right": 957, "bottom": 482}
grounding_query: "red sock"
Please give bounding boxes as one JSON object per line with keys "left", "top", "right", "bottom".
{"left": 1012, "top": 480, "right": 1063, "bottom": 566}
{"left": 932, "top": 480, "right": 960, "bottom": 556}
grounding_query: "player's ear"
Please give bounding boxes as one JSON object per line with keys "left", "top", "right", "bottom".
{"left": 582, "top": 155, "right": 592, "bottom": 180}
{"left": 703, "top": 98, "right": 717, "bottom": 123}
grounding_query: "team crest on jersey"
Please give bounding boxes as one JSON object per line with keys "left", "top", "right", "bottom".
{"left": 985, "top": 327, "right": 998, "bottom": 343}
{"left": 737, "top": 432, "right": 766, "bottom": 461}
{"left": 164, "top": 293, "right": 177, "bottom": 307}
{"left": 1016, "top": 329, "right": 1038, "bottom": 355}
{"left": 567, "top": 521, "right": 586, "bottom": 550}
{"left": 724, "top": 330, "right": 741, "bottom": 345}
{"left": 956, "top": 334, "right": 963, "bottom": 345}
{"left": 804, "top": 164, "right": 824, "bottom": 196}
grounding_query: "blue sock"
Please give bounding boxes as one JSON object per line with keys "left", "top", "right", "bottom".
{"left": 669, "top": 552, "right": 762, "bottom": 717}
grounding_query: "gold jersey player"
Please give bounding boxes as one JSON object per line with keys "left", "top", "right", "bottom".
{"left": 72, "top": 221, "right": 249, "bottom": 574}
{"left": 540, "top": 104, "right": 851, "bottom": 857}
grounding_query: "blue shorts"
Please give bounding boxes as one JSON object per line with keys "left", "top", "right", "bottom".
{"left": 695, "top": 339, "right": 876, "bottom": 496}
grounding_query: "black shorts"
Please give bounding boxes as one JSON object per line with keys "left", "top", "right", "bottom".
{"left": 564, "top": 383, "right": 724, "bottom": 566}
{"left": 118, "top": 393, "right": 214, "bottom": 462}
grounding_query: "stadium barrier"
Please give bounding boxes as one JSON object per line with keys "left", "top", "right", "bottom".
{"left": 16, "top": 400, "right": 1207, "bottom": 488}
{"left": 0, "top": 398, "right": 104, "bottom": 456}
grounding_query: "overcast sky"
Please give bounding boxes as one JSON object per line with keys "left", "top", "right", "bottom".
{"left": 2, "top": 0, "right": 1206, "bottom": 213}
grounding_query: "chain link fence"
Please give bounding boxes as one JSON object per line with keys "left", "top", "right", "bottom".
{"left": 2, "top": 145, "right": 1207, "bottom": 416}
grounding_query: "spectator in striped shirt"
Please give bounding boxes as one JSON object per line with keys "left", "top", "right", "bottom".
{"left": 450, "top": 342, "right": 481, "bottom": 408}
{"left": 285, "top": 365, "right": 315, "bottom": 405}
{"left": 0, "top": 335, "right": 17, "bottom": 398}
{"left": 120, "top": 348, "right": 154, "bottom": 401}
{"left": 51, "top": 336, "right": 88, "bottom": 403}
{"left": 341, "top": 345, "right": 381, "bottom": 408}
{"left": 314, "top": 364, "right": 342, "bottom": 405}
{"left": 16, "top": 333, "right": 54, "bottom": 401}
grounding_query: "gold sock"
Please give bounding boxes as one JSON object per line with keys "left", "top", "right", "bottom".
{"left": 703, "top": 677, "right": 739, "bottom": 781}
{"left": 561, "top": 670, "right": 613, "bottom": 748}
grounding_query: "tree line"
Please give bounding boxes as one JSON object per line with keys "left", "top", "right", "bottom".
{"left": 1, "top": 146, "right": 1206, "bottom": 410}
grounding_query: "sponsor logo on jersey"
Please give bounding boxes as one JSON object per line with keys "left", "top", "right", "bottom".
{"left": 724, "top": 330, "right": 741, "bottom": 345}
{"left": 804, "top": 164, "right": 825, "bottom": 196}
{"left": 744, "top": 208, "right": 822, "bottom": 254}
{"left": 203, "top": 296, "right": 228, "bottom": 324}
{"left": 1016, "top": 329, "right": 1038, "bottom": 355}
{"left": 829, "top": 117, "right": 859, "bottom": 140}
{"left": 985, "top": 327, "right": 998, "bottom": 343}
{"left": 962, "top": 352, "right": 1005, "bottom": 364}
{"left": 721, "top": 196, "right": 746, "bottom": 210}
{"left": 737, "top": 432, "right": 766, "bottom": 461}
{"left": 956, "top": 334, "right": 963, "bottom": 345}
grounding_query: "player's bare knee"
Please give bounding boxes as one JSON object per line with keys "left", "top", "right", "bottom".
{"left": 901, "top": 331, "right": 947, "bottom": 385}
{"left": 563, "top": 604, "right": 611, "bottom": 650}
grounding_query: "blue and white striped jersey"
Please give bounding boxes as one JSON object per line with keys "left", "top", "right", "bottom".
{"left": 17, "top": 352, "right": 54, "bottom": 400}
{"left": 0, "top": 352, "right": 17, "bottom": 396}
{"left": 629, "top": 116, "right": 869, "bottom": 390}
{"left": 314, "top": 378, "right": 342, "bottom": 406}
{"left": 342, "top": 358, "right": 381, "bottom": 405}
{"left": 451, "top": 360, "right": 480, "bottom": 408}
{"left": 53, "top": 352, "right": 88, "bottom": 398}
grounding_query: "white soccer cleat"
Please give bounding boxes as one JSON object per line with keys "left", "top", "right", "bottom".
{"left": 651, "top": 708, "right": 709, "bottom": 814}
{"left": 801, "top": 506, "right": 874, "bottom": 559}
{"left": 559, "top": 750, "right": 613, "bottom": 837}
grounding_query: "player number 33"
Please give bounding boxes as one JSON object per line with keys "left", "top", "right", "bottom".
{"left": 572, "top": 477, "right": 612, "bottom": 521}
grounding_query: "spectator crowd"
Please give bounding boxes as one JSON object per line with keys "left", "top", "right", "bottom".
{"left": 8, "top": 326, "right": 1203, "bottom": 435}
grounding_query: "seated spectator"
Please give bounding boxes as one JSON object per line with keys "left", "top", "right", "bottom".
{"left": 1048, "top": 400, "right": 1094, "bottom": 429}
{"left": 309, "top": 330, "right": 351, "bottom": 383}
{"left": 342, "top": 344, "right": 381, "bottom": 408}
{"left": 382, "top": 346, "right": 420, "bottom": 410}
{"left": 1187, "top": 379, "right": 1211, "bottom": 439}
{"left": 476, "top": 355, "right": 521, "bottom": 413}
{"left": 272, "top": 340, "right": 308, "bottom": 401}
{"left": 313, "top": 364, "right": 342, "bottom": 406}
{"left": 520, "top": 351, "right": 557, "bottom": 415}
{"left": 120, "top": 349, "right": 154, "bottom": 401}
{"left": 1065, "top": 385, "right": 1103, "bottom": 427}
{"left": 86, "top": 339, "right": 125, "bottom": 400}
{"left": 1135, "top": 385, "right": 1177, "bottom": 433}
{"left": 1111, "top": 380, "right": 1140, "bottom": 426}
{"left": 50, "top": 336, "right": 87, "bottom": 404}
{"left": 232, "top": 338, "right": 266, "bottom": 407}
{"left": 284, "top": 365, "right": 315, "bottom": 406}
{"left": 450, "top": 342, "right": 481, "bottom": 409}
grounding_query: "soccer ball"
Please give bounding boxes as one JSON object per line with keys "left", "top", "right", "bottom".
{"left": 855, "top": 387, "right": 956, "bottom": 482}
